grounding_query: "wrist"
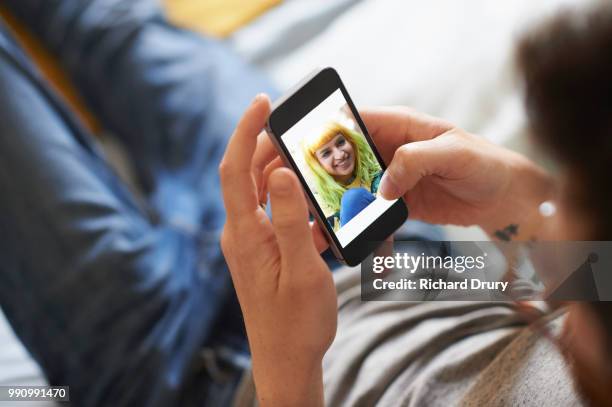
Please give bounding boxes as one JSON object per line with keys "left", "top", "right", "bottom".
{"left": 252, "top": 354, "right": 324, "bottom": 407}
{"left": 483, "top": 153, "right": 556, "bottom": 241}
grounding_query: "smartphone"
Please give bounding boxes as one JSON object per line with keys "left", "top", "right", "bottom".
{"left": 266, "top": 67, "right": 408, "bottom": 266}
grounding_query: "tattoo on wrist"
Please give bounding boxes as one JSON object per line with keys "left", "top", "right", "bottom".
{"left": 494, "top": 224, "right": 519, "bottom": 241}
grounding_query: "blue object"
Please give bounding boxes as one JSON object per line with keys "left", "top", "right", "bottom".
{"left": 339, "top": 187, "right": 376, "bottom": 226}
{"left": 0, "top": 1, "right": 276, "bottom": 405}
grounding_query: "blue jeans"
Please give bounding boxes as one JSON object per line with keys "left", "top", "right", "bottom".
{"left": 339, "top": 187, "right": 376, "bottom": 226}
{"left": 0, "top": 1, "right": 276, "bottom": 405}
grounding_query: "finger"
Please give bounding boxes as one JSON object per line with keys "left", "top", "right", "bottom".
{"left": 378, "top": 137, "right": 456, "bottom": 199}
{"left": 265, "top": 164, "right": 328, "bottom": 252}
{"left": 268, "top": 168, "right": 318, "bottom": 262}
{"left": 252, "top": 130, "right": 280, "bottom": 191}
{"left": 264, "top": 163, "right": 329, "bottom": 252}
{"left": 310, "top": 221, "right": 329, "bottom": 253}
{"left": 220, "top": 94, "right": 271, "bottom": 218}
{"left": 361, "top": 106, "right": 454, "bottom": 146}
{"left": 259, "top": 156, "right": 285, "bottom": 204}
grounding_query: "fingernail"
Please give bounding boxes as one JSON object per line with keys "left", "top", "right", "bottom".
{"left": 253, "top": 93, "right": 267, "bottom": 104}
{"left": 380, "top": 173, "right": 399, "bottom": 198}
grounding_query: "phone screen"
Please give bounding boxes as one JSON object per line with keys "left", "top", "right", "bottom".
{"left": 278, "top": 89, "right": 398, "bottom": 247}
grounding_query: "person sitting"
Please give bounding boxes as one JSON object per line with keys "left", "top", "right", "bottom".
{"left": 301, "top": 122, "right": 382, "bottom": 230}
{"left": 220, "top": 2, "right": 612, "bottom": 406}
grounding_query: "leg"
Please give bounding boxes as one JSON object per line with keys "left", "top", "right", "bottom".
{"left": 339, "top": 187, "right": 376, "bottom": 226}
{"left": 5, "top": 0, "right": 277, "bottom": 232}
{"left": 4, "top": 3, "right": 275, "bottom": 382}
{"left": 0, "top": 30, "right": 233, "bottom": 406}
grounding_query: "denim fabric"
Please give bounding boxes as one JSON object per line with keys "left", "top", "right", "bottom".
{"left": 0, "top": 1, "right": 276, "bottom": 405}
{"left": 339, "top": 187, "right": 376, "bottom": 226}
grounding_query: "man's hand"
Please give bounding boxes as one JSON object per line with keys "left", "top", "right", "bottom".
{"left": 361, "top": 107, "right": 556, "bottom": 240}
{"left": 219, "top": 94, "right": 336, "bottom": 407}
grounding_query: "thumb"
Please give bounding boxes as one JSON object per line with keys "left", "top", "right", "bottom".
{"left": 268, "top": 168, "right": 318, "bottom": 262}
{"left": 378, "top": 138, "right": 453, "bottom": 199}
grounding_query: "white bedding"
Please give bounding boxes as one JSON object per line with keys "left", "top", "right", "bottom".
{"left": 235, "top": 0, "right": 589, "bottom": 146}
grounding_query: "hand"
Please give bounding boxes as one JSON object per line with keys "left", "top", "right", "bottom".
{"left": 361, "top": 107, "right": 556, "bottom": 239}
{"left": 219, "top": 94, "right": 337, "bottom": 407}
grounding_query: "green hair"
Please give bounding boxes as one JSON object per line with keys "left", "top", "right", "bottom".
{"left": 302, "top": 122, "right": 380, "bottom": 216}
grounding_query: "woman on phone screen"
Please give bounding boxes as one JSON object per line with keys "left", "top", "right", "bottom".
{"left": 302, "top": 122, "right": 382, "bottom": 231}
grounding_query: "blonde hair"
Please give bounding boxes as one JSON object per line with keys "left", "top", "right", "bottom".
{"left": 302, "top": 122, "right": 380, "bottom": 215}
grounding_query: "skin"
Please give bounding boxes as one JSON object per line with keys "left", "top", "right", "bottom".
{"left": 220, "top": 97, "right": 607, "bottom": 406}
{"left": 314, "top": 133, "right": 355, "bottom": 183}
{"left": 220, "top": 95, "right": 334, "bottom": 407}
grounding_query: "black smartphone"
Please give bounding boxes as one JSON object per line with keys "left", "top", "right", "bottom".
{"left": 266, "top": 67, "right": 408, "bottom": 266}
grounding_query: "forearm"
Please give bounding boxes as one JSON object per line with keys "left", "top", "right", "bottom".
{"left": 252, "top": 355, "right": 324, "bottom": 407}
{"left": 481, "top": 152, "right": 557, "bottom": 242}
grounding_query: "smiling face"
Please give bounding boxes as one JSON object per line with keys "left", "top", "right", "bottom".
{"left": 314, "top": 133, "right": 355, "bottom": 182}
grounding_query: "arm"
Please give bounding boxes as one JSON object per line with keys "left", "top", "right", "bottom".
{"left": 219, "top": 95, "right": 335, "bottom": 407}
{"left": 360, "top": 107, "right": 557, "bottom": 241}
{"left": 253, "top": 357, "right": 324, "bottom": 407}
{"left": 480, "top": 152, "right": 556, "bottom": 241}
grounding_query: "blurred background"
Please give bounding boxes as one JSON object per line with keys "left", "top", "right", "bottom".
{"left": 0, "top": 0, "right": 594, "bottom": 400}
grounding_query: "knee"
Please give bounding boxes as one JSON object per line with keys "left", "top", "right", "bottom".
{"left": 341, "top": 187, "right": 374, "bottom": 207}
{"left": 339, "top": 187, "right": 375, "bottom": 225}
